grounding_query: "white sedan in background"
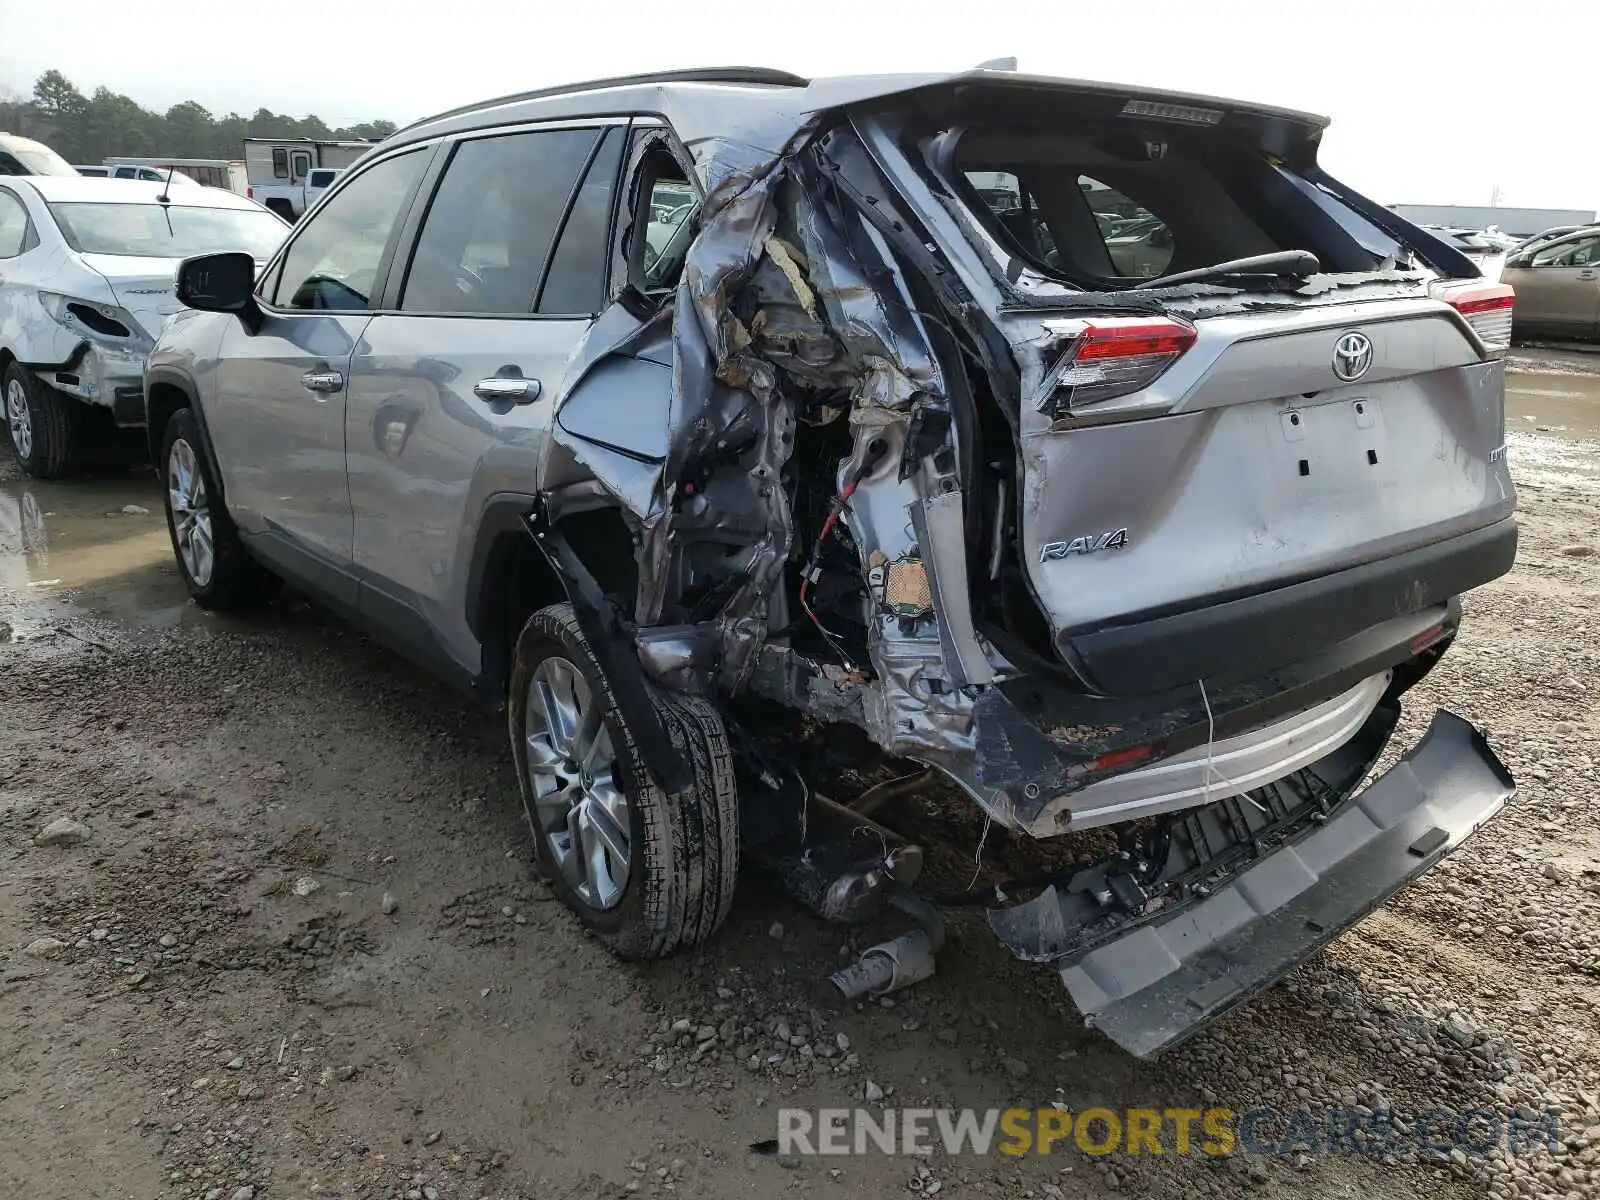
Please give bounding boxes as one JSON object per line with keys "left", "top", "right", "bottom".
{"left": 0, "top": 176, "right": 288, "bottom": 478}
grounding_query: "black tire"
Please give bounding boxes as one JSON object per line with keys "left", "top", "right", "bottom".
{"left": 4, "top": 362, "right": 75, "bottom": 479}
{"left": 509, "top": 603, "right": 739, "bottom": 959}
{"left": 159, "top": 409, "right": 276, "bottom": 610}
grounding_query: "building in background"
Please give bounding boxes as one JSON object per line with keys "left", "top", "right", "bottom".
{"left": 1389, "top": 204, "right": 1595, "bottom": 237}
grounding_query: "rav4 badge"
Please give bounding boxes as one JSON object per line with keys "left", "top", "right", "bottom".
{"left": 1040, "top": 528, "right": 1129, "bottom": 562}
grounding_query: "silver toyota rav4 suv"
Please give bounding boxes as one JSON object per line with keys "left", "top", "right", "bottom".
{"left": 146, "top": 65, "right": 1518, "bottom": 1056}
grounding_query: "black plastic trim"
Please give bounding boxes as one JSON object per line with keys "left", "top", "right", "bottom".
{"left": 356, "top": 579, "right": 479, "bottom": 696}
{"left": 110, "top": 385, "right": 145, "bottom": 427}
{"left": 1305, "top": 166, "right": 1482, "bottom": 280}
{"left": 142, "top": 364, "right": 217, "bottom": 489}
{"left": 1047, "top": 709, "right": 1514, "bottom": 1057}
{"left": 521, "top": 502, "right": 691, "bottom": 794}
{"left": 243, "top": 525, "right": 359, "bottom": 612}
{"left": 1062, "top": 518, "right": 1517, "bottom": 697}
{"left": 984, "top": 599, "right": 1458, "bottom": 821}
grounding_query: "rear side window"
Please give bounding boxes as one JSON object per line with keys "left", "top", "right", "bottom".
{"left": 271, "top": 149, "right": 288, "bottom": 179}
{"left": 0, "top": 191, "right": 31, "bottom": 257}
{"left": 539, "top": 131, "right": 624, "bottom": 315}
{"left": 270, "top": 148, "right": 428, "bottom": 310}
{"left": 398, "top": 127, "right": 603, "bottom": 316}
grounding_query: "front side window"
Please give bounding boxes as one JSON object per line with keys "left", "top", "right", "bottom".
{"left": 270, "top": 149, "right": 428, "bottom": 311}
{"left": 399, "top": 128, "right": 601, "bottom": 315}
{"left": 48, "top": 201, "right": 288, "bottom": 259}
{"left": 0, "top": 191, "right": 31, "bottom": 258}
{"left": 1531, "top": 235, "right": 1600, "bottom": 268}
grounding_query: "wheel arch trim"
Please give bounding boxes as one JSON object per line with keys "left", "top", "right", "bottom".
{"left": 143, "top": 365, "right": 222, "bottom": 498}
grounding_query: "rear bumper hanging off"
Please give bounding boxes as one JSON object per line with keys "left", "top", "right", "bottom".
{"left": 988, "top": 709, "right": 1513, "bottom": 1058}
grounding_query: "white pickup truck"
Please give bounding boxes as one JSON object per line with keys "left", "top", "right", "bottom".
{"left": 243, "top": 138, "right": 369, "bottom": 220}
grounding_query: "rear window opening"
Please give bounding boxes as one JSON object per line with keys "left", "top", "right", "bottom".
{"left": 938, "top": 120, "right": 1403, "bottom": 291}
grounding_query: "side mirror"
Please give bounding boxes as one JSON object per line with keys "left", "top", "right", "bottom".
{"left": 176, "top": 251, "right": 256, "bottom": 313}
{"left": 176, "top": 251, "right": 261, "bottom": 333}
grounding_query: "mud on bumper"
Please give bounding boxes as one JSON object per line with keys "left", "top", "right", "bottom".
{"left": 987, "top": 709, "right": 1513, "bottom": 1058}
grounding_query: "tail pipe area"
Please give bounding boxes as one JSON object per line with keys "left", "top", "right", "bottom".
{"left": 830, "top": 892, "right": 947, "bottom": 1000}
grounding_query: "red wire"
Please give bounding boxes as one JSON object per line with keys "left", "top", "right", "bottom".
{"left": 798, "top": 478, "right": 861, "bottom": 630}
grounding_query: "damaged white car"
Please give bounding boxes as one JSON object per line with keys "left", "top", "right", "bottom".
{"left": 147, "top": 66, "right": 1517, "bottom": 1056}
{"left": 1, "top": 176, "right": 287, "bottom": 477}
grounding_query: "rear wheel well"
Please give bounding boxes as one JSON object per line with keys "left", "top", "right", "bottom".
{"left": 476, "top": 505, "right": 640, "bottom": 700}
{"left": 264, "top": 198, "right": 296, "bottom": 222}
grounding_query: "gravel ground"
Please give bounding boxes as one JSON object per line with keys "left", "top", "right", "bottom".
{"left": 2, "top": 359, "right": 1599, "bottom": 1200}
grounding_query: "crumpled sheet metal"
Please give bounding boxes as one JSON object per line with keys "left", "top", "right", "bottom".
{"left": 551, "top": 116, "right": 987, "bottom": 759}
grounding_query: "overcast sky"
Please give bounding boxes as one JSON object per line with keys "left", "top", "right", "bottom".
{"left": 0, "top": 0, "right": 1588, "bottom": 211}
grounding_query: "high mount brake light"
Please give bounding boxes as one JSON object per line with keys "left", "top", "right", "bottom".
{"left": 1431, "top": 280, "right": 1515, "bottom": 356}
{"left": 1037, "top": 316, "right": 1198, "bottom": 417}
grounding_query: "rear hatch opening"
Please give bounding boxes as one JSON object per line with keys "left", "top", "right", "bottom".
{"left": 845, "top": 84, "right": 1520, "bottom": 704}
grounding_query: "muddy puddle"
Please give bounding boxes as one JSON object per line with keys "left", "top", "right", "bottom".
{"left": 0, "top": 466, "right": 197, "bottom": 653}
{"left": 1507, "top": 369, "right": 1600, "bottom": 441}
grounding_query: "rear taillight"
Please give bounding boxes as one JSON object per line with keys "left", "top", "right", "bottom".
{"left": 246, "top": 185, "right": 254, "bottom": 198}
{"left": 1432, "top": 280, "right": 1514, "bottom": 356}
{"left": 1036, "top": 316, "right": 1197, "bottom": 417}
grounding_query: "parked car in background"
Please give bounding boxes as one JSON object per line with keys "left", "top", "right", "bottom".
{"left": 1, "top": 177, "right": 289, "bottom": 477}
{"left": 1513, "top": 223, "right": 1598, "bottom": 258}
{"left": 72, "top": 162, "right": 202, "bottom": 186}
{"left": 103, "top": 158, "right": 247, "bottom": 193}
{"left": 303, "top": 167, "right": 344, "bottom": 210}
{"left": 244, "top": 138, "right": 373, "bottom": 221}
{"left": 148, "top": 65, "right": 1516, "bottom": 1058}
{"left": 0, "top": 133, "right": 78, "bottom": 177}
{"left": 1421, "top": 225, "right": 1508, "bottom": 281}
{"left": 1501, "top": 228, "right": 1600, "bottom": 341}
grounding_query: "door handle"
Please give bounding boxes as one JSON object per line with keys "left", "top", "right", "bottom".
{"left": 1578, "top": 270, "right": 1597, "bottom": 280}
{"left": 301, "top": 369, "right": 344, "bottom": 393}
{"left": 474, "top": 377, "right": 542, "bottom": 403}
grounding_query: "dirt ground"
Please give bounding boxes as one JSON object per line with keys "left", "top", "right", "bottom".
{"left": 3, "top": 352, "right": 1600, "bottom": 1200}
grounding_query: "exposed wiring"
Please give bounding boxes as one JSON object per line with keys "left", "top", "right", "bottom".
{"left": 965, "top": 812, "right": 993, "bottom": 892}
{"left": 797, "top": 438, "right": 889, "bottom": 665}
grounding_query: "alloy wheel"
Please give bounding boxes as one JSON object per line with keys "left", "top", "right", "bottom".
{"left": 522, "top": 656, "right": 631, "bottom": 910}
{"left": 5, "top": 379, "right": 32, "bottom": 462}
{"left": 167, "top": 437, "right": 215, "bottom": 587}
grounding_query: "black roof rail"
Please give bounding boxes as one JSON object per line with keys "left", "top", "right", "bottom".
{"left": 395, "top": 66, "right": 810, "bottom": 136}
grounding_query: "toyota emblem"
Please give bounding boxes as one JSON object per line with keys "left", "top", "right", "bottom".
{"left": 1332, "top": 331, "right": 1374, "bottom": 382}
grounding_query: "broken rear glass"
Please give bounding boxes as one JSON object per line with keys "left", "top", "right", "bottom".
{"left": 947, "top": 124, "right": 1394, "bottom": 291}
